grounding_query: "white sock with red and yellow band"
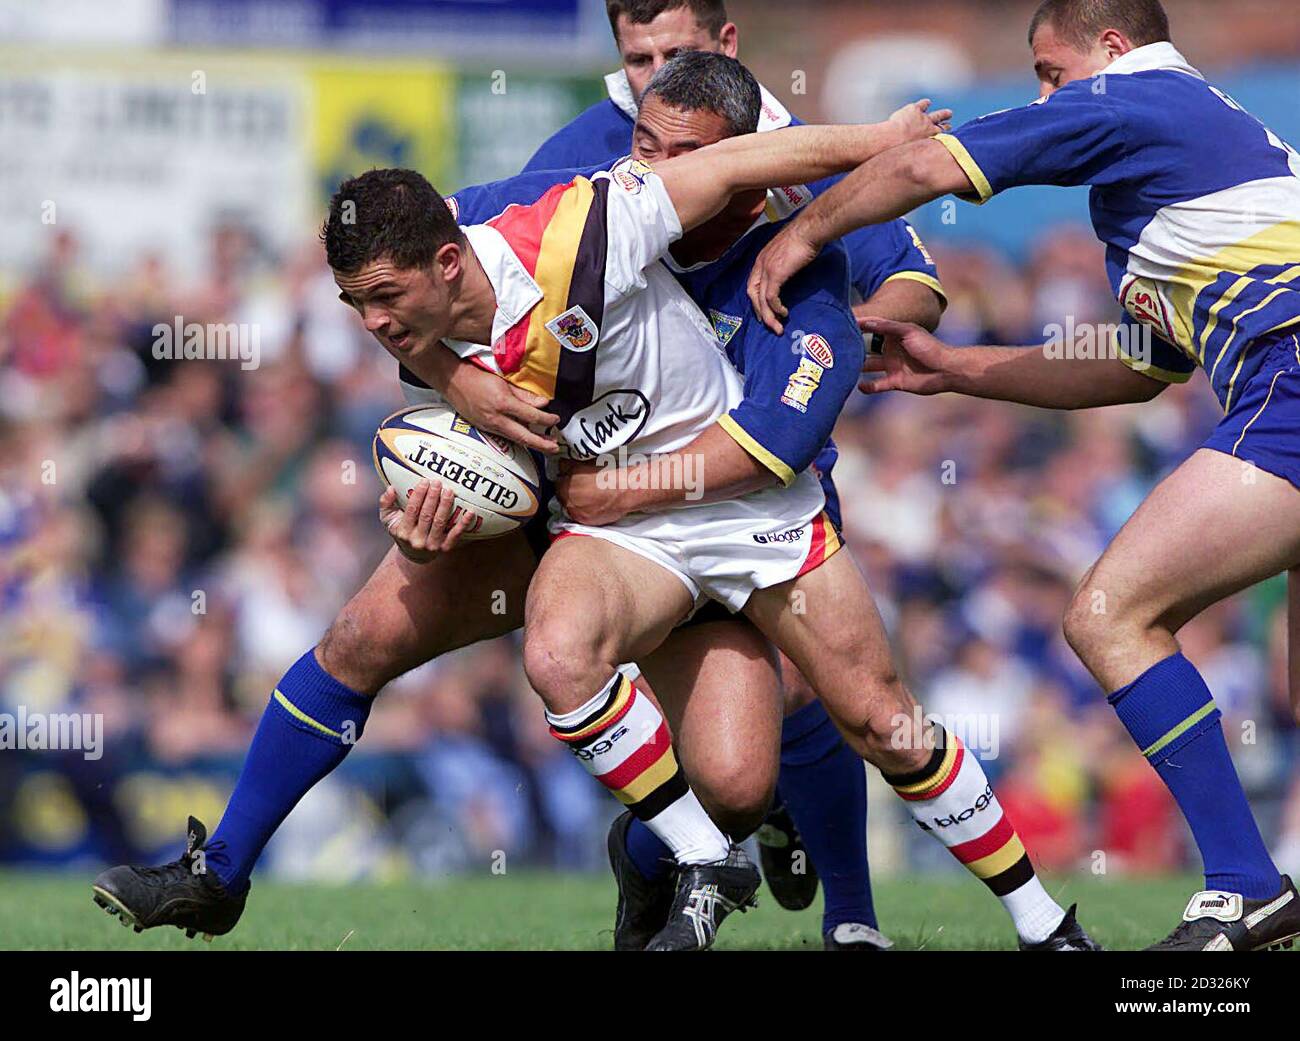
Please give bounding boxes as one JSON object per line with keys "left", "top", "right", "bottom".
{"left": 546, "top": 672, "right": 729, "bottom": 865}
{"left": 884, "top": 723, "right": 1065, "bottom": 944}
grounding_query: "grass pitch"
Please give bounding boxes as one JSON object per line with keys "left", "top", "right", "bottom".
{"left": 0, "top": 869, "right": 1237, "bottom": 951}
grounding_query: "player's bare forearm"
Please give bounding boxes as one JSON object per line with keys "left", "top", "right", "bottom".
{"left": 624, "top": 423, "right": 774, "bottom": 510}
{"left": 750, "top": 142, "right": 966, "bottom": 333}
{"left": 794, "top": 140, "right": 969, "bottom": 250}
{"left": 661, "top": 104, "right": 949, "bottom": 234}
{"left": 855, "top": 278, "right": 944, "bottom": 333}
{"left": 392, "top": 342, "right": 561, "bottom": 454}
{"left": 947, "top": 347, "right": 1166, "bottom": 409}
{"left": 556, "top": 424, "right": 775, "bottom": 525}
{"left": 860, "top": 317, "right": 1172, "bottom": 408}
{"left": 395, "top": 339, "right": 461, "bottom": 395}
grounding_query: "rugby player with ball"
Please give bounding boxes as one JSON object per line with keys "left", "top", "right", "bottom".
{"left": 90, "top": 93, "right": 951, "bottom": 949}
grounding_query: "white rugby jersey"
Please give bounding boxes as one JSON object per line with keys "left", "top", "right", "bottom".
{"left": 436, "top": 164, "right": 746, "bottom": 470}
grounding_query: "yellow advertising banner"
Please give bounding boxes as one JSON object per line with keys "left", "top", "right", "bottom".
{"left": 308, "top": 60, "right": 457, "bottom": 206}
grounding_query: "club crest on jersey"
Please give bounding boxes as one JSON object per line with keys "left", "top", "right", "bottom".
{"left": 546, "top": 305, "right": 599, "bottom": 352}
{"left": 445, "top": 195, "right": 460, "bottom": 223}
{"left": 1120, "top": 275, "right": 1177, "bottom": 344}
{"left": 800, "top": 333, "right": 834, "bottom": 368}
{"left": 781, "top": 357, "right": 824, "bottom": 413}
{"left": 709, "top": 309, "right": 742, "bottom": 347}
{"left": 612, "top": 158, "right": 652, "bottom": 196}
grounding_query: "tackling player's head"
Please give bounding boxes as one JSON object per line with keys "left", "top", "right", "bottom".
{"left": 322, "top": 169, "right": 470, "bottom": 357}
{"left": 633, "top": 51, "right": 766, "bottom": 263}
{"left": 1028, "top": 0, "right": 1170, "bottom": 96}
{"left": 606, "top": 0, "right": 737, "bottom": 102}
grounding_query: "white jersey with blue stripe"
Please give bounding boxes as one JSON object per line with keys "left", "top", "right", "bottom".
{"left": 939, "top": 42, "right": 1300, "bottom": 410}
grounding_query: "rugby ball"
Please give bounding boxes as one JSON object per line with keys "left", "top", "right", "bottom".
{"left": 372, "top": 405, "right": 541, "bottom": 540}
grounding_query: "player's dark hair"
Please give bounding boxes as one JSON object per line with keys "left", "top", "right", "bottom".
{"left": 605, "top": 0, "right": 728, "bottom": 43}
{"left": 641, "top": 51, "right": 760, "bottom": 138}
{"left": 1028, "top": 0, "right": 1170, "bottom": 50}
{"left": 320, "top": 168, "right": 463, "bottom": 274}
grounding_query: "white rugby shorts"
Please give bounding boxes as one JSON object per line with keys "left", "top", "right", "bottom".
{"left": 548, "top": 468, "right": 839, "bottom": 613}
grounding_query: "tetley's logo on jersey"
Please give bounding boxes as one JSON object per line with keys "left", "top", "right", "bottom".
{"left": 800, "top": 333, "right": 834, "bottom": 368}
{"left": 546, "top": 305, "right": 599, "bottom": 352}
{"left": 709, "top": 310, "right": 742, "bottom": 347}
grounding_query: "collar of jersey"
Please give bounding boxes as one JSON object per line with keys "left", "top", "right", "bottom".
{"left": 603, "top": 68, "right": 795, "bottom": 130}
{"left": 441, "top": 222, "right": 542, "bottom": 362}
{"left": 1100, "top": 41, "right": 1203, "bottom": 80}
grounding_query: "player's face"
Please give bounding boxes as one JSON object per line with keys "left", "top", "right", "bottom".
{"left": 1030, "top": 22, "right": 1117, "bottom": 96}
{"left": 633, "top": 95, "right": 733, "bottom": 163}
{"left": 633, "top": 97, "right": 767, "bottom": 262}
{"left": 334, "top": 257, "right": 452, "bottom": 357}
{"left": 616, "top": 9, "right": 738, "bottom": 102}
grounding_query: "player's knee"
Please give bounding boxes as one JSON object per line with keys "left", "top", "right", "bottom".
{"left": 522, "top": 621, "right": 611, "bottom": 710}
{"left": 842, "top": 685, "right": 929, "bottom": 772}
{"left": 693, "top": 762, "right": 773, "bottom": 841}
{"left": 1063, "top": 582, "right": 1112, "bottom": 664}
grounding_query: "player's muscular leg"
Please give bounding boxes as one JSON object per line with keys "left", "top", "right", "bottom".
{"left": 317, "top": 532, "right": 536, "bottom": 695}
{"left": 742, "top": 550, "right": 928, "bottom": 775}
{"left": 522, "top": 537, "right": 694, "bottom": 714}
{"left": 639, "top": 620, "right": 783, "bottom": 838}
{"left": 1063, "top": 449, "right": 1300, "bottom": 692}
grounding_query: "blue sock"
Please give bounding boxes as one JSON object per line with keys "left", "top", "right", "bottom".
{"left": 1108, "top": 652, "right": 1280, "bottom": 899}
{"left": 207, "top": 649, "right": 372, "bottom": 893}
{"left": 778, "top": 700, "right": 876, "bottom": 933}
{"left": 625, "top": 818, "right": 674, "bottom": 882}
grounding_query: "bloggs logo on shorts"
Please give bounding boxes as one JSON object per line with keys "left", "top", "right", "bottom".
{"left": 753, "top": 525, "right": 806, "bottom": 545}
{"left": 801, "top": 333, "right": 834, "bottom": 368}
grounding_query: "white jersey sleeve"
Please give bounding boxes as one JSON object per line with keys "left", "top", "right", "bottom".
{"left": 596, "top": 159, "right": 684, "bottom": 299}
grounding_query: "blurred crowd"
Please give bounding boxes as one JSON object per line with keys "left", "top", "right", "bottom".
{"left": 2, "top": 213, "right": 1299, "bottom": 885}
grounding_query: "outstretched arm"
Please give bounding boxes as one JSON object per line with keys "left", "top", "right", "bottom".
{"left": 749, "top": 139, "right": 970, "bottom": 332}
{"left": 857, "top": 317, "right": 1168, "bottom": 410}
{"left": 655, "top": 101, "right": 951, "bottom": 236}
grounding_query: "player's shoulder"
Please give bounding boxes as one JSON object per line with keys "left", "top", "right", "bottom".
{"left": 451, "top": 163, "right": 610, "bottom": 228}
{"left": 524, "top": 99, "right": 633, "bottom": 171}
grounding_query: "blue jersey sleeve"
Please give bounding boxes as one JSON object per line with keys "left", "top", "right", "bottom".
{"left": 523, "top": 100, "right": 635, "bottom": 173}
{"left": 840, "top": 220, "right": 945, "bottom": 302}
{"left": 450, "top": 163, "right": 608, "bottom": 225}
{"left": 717, "top": 247, "right": 864, "bottom": 485}
{"left": 938, "top": 81, "right": 1128, "bottom": 203}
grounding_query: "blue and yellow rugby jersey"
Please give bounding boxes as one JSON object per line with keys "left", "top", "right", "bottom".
{"left": 524, "top": 68, "right": 944, "bottom": 308}
{"left": 937, "top": 42, "right": 1300, "bottom": 410}
{"left": 672, "top": 223, "right": 863, "bottom": 523}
